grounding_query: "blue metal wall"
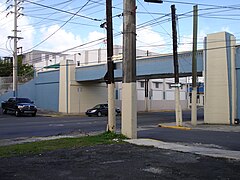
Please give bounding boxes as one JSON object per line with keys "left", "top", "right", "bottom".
{"left": 0, "top": 70, "right": 60, "bottom": 112}
{"left": 0, "top": 79, "right": 36, "bottom": 106}
{"left": 236, "top": 46, "right": 240, "bottom": 120}
{"left": 35, "top": 70, "right": 60, "bottom": 111}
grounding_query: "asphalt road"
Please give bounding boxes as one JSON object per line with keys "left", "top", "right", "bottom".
{"left": 0, "top": 109, "right": 197, "bottom": 139}
{"left": 1, "top": 108, "right": 240, "bottom": 151}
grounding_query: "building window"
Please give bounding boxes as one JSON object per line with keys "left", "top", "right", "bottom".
{"left": 155, "top": 82, "right": 160, "bottom": 88}
{"left": 140, "top": 81, "right": 144, "bottom": 88}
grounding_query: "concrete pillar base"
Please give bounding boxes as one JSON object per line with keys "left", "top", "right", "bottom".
{"left": 175, "top": 87, "right": 183, "bottom": 126}
{"left": 191, "top": 87, "right": 197, "bottom": 126}
{"left": 108, "top": 83, "right": 116, "bottom": 132}
{"left": 121, "top": 83, "right": 137, "bottom": 139}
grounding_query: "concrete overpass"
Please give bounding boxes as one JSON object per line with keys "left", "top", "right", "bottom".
{"left": 75, "top": 50, "right": 203, "bottom": 82}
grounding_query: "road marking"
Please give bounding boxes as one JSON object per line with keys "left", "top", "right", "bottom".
{"left": 49, "top": 124, "right": 64, "bottom": 127}
{"left": 126, "top": 139, "right": 240, "bottom": 160}
{"left": 143, "top": 167, "right": 163, "bottom": 175}
{"left": 101, "top": 160, "right": 125, "bottom": 164}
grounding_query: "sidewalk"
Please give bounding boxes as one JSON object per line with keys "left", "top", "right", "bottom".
{"left": 137, "top": 120, "right": 240, "bottom": 160}
{"left": 158, "top": 120, "right": 240, "bottom": 132}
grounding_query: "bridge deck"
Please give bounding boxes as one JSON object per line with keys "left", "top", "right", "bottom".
{"left": 75, "top": 50, "right": 204, "bottom": 82}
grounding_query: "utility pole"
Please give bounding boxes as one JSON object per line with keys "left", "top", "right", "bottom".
{"left": 171, "top": 4, "right": 182, "bottom": 126}
{"left": 106, "top": 0, "right": 115, "bottom": 132}
{"left": 191, "top": 5, "right": 198, "bottom": 126}
{"left": 7, "top": 0, "right": 23, "bottom": 97}
{"left": 122, "top": 0, "right": 137, "bottom": 138}
{"left": 13, "top": 0, "right": 18, "bottom": 97}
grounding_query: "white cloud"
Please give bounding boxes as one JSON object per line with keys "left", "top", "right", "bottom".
{"left": 38, "top": 25, "right": 83, "bottom": 52}
{"left": 136, "top": 27, "right": 166, "bottom": 53}
{"left": 178, "top": 31, "right": 206, "bottom": 52}
{"left": 37, "top": 26, "right": 106, "bottom": 53}
{"left": 221, "top": 26, "right": 233, "bottom": 34}
{"left": 0, "top": 4, "right": 14, "bottom": 56}
{"left": 0, "top": 3, "right": 34, "bottom": 56}
{"left": 84, "top": 31, "right": 106, "bottom": 50}
{"left": 18, "top": 16, "right": 35, "bottom": 52}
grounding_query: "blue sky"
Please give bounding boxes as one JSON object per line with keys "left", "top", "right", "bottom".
{"left": 0, "top": 0, "right": 240, "bottom": 56}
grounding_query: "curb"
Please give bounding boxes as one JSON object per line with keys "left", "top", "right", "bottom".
{"left": 126, "top": 139, "right": 240, "bottom": 160}
{"left": 158, "top": 124, "right": 191, "bottom": 130}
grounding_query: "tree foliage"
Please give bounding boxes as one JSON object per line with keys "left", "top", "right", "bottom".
{"left": 0, "top": 56, "right": 34, "bottom": 77}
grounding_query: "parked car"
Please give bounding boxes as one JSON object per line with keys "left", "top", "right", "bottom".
{"left": 1, "top": 97, "right": 37, "bottom": 117}
{"left": 85, "top": 104, "right": 121, "bottom": 117}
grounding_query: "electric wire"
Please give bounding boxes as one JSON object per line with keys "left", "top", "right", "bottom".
{"left": 137, "top": 0, "right": 172, "bottom": 38}
{"left": 23, "top": 0, "right": 92, "bottom": 53}
{"left": 24, "top": 0, "right": 102, "bottom": 22}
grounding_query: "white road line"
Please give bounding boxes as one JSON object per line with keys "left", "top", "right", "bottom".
{"left": 49, "top": 124, "right": 64, "bottom": 127}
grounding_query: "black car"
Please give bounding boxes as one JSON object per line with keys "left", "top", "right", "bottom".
{"left": 85, "top": 104, "right": 121, "bottom": 117}
{"left": 1, "top": 97, "right": 37, "bottom": 117}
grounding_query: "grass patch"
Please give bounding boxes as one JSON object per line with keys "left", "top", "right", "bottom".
{"left": 0, "top": 132, "right": 127, "bottom": 158}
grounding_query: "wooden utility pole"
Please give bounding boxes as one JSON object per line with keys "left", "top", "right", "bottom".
{"left": 106, "top": 0, "right": 116, "bottom": 132}
{"left": 122, "top": 0, "right": 137, "bottom": 138}
{"left": 171, "top": 4, "right": 182, "bottom": 126}
{"left": 191, "top": 5, "right": 198, "bottom": 126}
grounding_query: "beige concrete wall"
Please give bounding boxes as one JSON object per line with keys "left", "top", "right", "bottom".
{"left": 79, "top": 83, "right": 108, "bottom": 112}
{"left": 59, "top": 58, "right": 108, "bottom": 113}
{"left": 230, "top": 35, "right": 237, "bottom": 124}
{"left": 205, "top": 32, "right": 236, "bottom": 124}
{"left": 150, "top": 100, "right": 188, "bottom": 111}
{"left": 59, "top": 58, "right": 68, "bottom": 113}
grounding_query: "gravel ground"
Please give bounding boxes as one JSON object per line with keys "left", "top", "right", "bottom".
{"left": 0, "top": 143, "right": 239, "bottom": 180}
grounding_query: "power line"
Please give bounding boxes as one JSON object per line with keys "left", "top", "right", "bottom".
{"left": 24, "top": 0, "right": 102, "bottom": 22}
{"left": 23, "top": 0, "right": 92, "bottom": 53}
{"left": 163, "top": 0, "right": 240, "bottom": 10}
{"left": 137, "top": 0, "right": 172, "bottom": 38}
{"left": 23, "top": 14, "right": 99, "bottom": 28}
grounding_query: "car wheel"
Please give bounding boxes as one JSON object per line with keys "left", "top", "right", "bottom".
{"left": 15, "top": 110, "right": 20, "bottom": 117}
{"left": 97, "top": 111, "right": 102, "bottom": 117}
{"left": 2, "top": 109, "right": 7, "bottom": 114}
{"left": 32, "top": 112, "right": 36, "bottom": 117}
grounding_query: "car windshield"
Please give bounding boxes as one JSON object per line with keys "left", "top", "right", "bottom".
{"left": 93, "top": 104, "right": 107, "bottom": 108}
{"left": 16, "top": 98, "right": 32, "bottom": 103}
{"left": 93, "top": 104, "right": 101, "bottom": 108}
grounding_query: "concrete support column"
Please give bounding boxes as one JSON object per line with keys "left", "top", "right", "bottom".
{"left": 108, "top": 83, "right": 116, "bottom": 132}
{"left": 205, "top": 32, "right": 236, "bottom": 124}
{"left": 191, "top": 87, "right": 197, "bottom": 126}
{"left": 59, "top": 58, "right": 80, "bottom": 113}
{"left": 175, "top": 87, "right": 182, "bottom": 126}
{"left": 122, "top": 83, "right": 137, "bottom": 139}
{"left": 144, "top": 79, "right": 149, "bottom": 112}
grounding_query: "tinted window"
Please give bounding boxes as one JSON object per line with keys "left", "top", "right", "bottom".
{"left": 16, "top": 98, "right": 32, "bottom": 103}
{"left": 93, "top": 104, "right": 101, "bottom": 108}
{"left": 8, "top": 98, "right": 15, "bottom": 102}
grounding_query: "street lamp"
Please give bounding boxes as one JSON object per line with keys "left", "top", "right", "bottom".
{"left": 144, "top": 0, "right": 163, "bottom": 3}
